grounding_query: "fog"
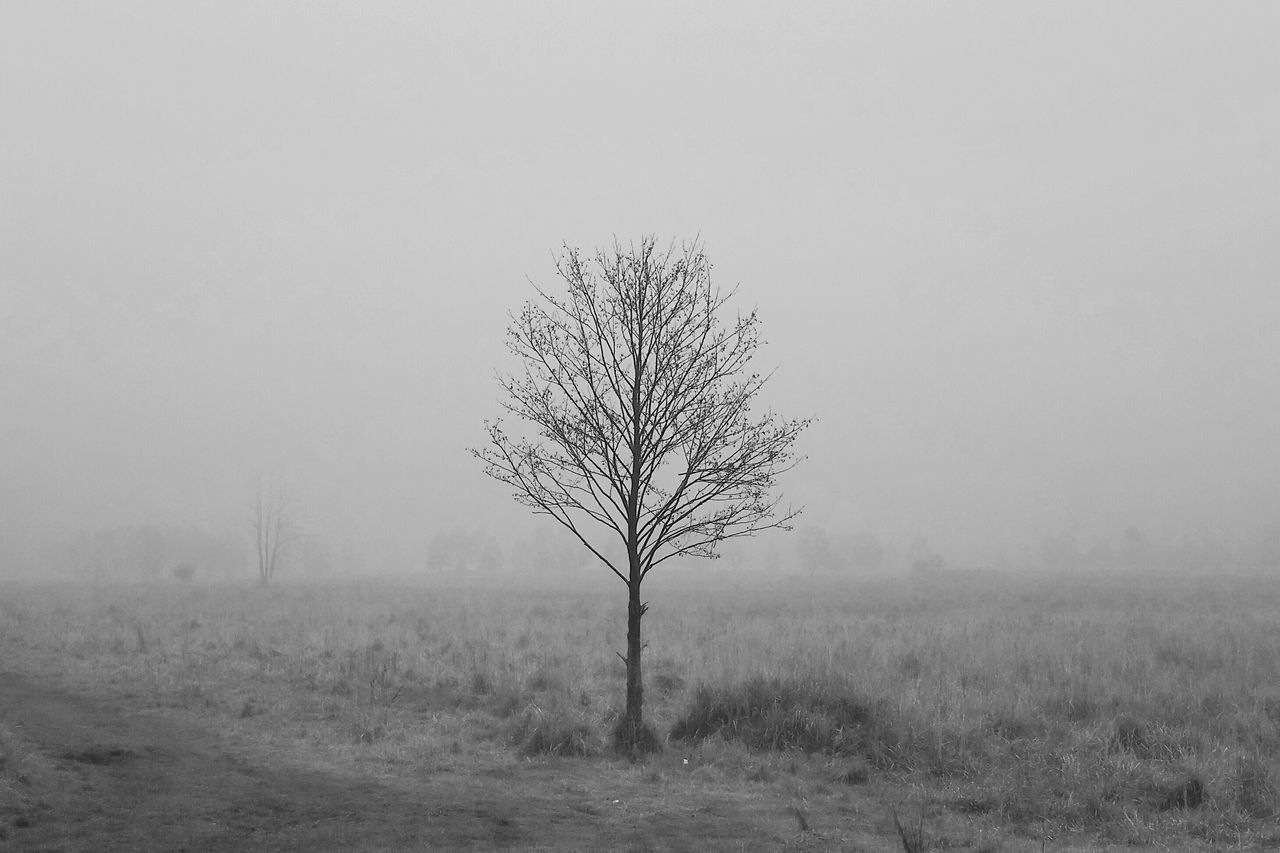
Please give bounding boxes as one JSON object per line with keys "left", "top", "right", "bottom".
{"left": 3, "top": 3, "right": 1277, "bottom": 578}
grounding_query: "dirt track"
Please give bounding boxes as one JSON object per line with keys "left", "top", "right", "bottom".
{"left": 0, "top": 670, "right": 855, "bottom": 852}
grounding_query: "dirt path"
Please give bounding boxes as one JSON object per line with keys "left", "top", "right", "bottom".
{"left": 0, "top": 670, "right": 872, "bottom": 852}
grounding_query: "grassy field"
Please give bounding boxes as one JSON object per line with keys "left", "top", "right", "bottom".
{"left": 3, "top": 568, "right": 1280, "bottom": 849}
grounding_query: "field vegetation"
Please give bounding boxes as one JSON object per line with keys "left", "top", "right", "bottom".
{"left": 3, "top": 568, "right": 1280, "bottom": 849}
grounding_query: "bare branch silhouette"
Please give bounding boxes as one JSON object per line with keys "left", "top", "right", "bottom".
{"left": 473, "top": 236, "right": 809, "bottom": 752}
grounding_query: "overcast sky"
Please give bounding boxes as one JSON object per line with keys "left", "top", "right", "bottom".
{"left": 2, "top": 2, "right": 1277, "bottom": 566}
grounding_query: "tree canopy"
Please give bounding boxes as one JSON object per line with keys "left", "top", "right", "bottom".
{"left": 475, "top": 238, "right": 808, "bottom": 581}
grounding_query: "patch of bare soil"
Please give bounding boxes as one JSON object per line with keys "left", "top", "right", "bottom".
{"left": 0, "top": 670, "right": 879, "bottom": 851}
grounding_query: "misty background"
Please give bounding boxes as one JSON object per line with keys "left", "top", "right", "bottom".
{"left": 3, "top": 3, "right": 1277, "bottom": 580}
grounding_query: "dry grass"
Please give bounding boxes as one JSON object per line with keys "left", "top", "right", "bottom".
{"left": 3, "top": 568, "right": 1280, "bottom": 846}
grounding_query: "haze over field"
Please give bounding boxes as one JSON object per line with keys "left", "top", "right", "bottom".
{"left": 2, "top": 3, "right": 1277, "bottom": 574}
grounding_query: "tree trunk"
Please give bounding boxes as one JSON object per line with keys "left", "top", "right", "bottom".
{"left": 624, "top": 579, "right": 643, "bottom": 734}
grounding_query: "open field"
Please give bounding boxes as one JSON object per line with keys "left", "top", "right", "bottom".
{"left": 3, "top": 569, "right": 1280, "bottom": 850}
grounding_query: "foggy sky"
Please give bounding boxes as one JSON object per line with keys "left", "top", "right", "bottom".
{"left": 3, "top": 2, "right": 1277, "bottom": 567}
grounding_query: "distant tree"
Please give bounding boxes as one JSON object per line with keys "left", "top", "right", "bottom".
{"left": 906, "top": 536, "right": 945, "bottom": 576}
{"left": 1181, "top": 529, "right": 1231, "bottom": 573}
{"left": 796, "top": 525, "right": 839, "bottom": 573}
{"left": 1039, "top": 531, "right": 1081, "bottom": 573}
{"left": 473, "top": 237, "right": 809, "bottom": 753}
{"left": 252, "top": 477, "right": 294, "bottom": 586}
{"left": 515, "top": 523, "right": 589, "bottom": 576}
{"left": 1118, "top": 525, "right": 1149, "bottom": 571}
{"left": 1084, "top": 535, "right": 1113, "bottom": 572}
{"left": 427, "top": 526, "right": 503, "bottom": 574}
{"left": 758, "top": 539, "right": 783, "bottom": 574}
{"left": 137, "top": 525, "right": 166, "bottom": 580}
{"left": 1247, "top": 520, "right": 1280, "bottom": 570}
{"left": 171, "top": 562, "right": 195, "bottom": 581}
{"left": 848, "top": 530, "right": 885, "bottom": 572}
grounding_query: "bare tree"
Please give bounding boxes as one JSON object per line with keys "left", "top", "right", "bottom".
{"left": 473, "top": 237, "right": 809, "bottom": 752}
{"left": 252, "top": 477, "right": 293, "bottom": 586}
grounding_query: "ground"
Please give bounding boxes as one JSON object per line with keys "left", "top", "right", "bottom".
{"left": 3, "top": 573, "right": 1277, "bottom": 850}
{"left": 0, "top": 668, "right": 923, "bottom": 851}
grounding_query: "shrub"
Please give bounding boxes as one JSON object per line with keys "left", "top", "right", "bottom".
{"left": 669, "top": 677, "right": 877, "bottom": 755}
{"left": 507, "top": 706, "right": 601, "bottom": 757}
